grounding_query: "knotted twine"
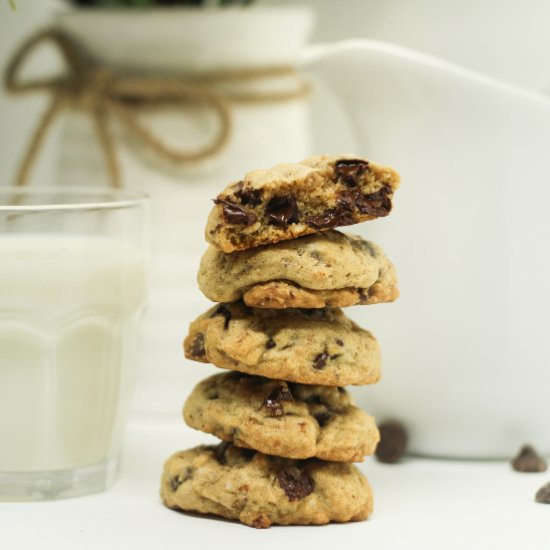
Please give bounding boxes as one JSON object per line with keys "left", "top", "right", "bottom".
{"left": 4, "top": 29, "right": 310, "bottom": 188}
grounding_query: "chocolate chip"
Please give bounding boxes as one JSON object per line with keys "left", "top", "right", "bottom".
{"left": 277, "top": 468, "right": 314, "bottom": 501}
{"left": 356, "top": 185, "right": 392, "bottom": 217}
{"left": 376, "top": 420, "right": 408, "bottom": 464}
{"left": 312, "top": 351, "right": 329, "bottom": 370}
{"left": 170, "top": 477, "right": 182, "bottom": 492}
{"left": 314, "top": 411, "right": 331, "bottom": 427}
{"left": 266, "top": 338, "right": 276, "bottom": 349}
{"left": 190, "top": 333, "right": 206, "bottom": 358}
{"left": 334, "top": 158, "right": 369, "bottom": 186}
{"left": 214, "top": 198, "right": 257, "bottom": 226}
{"left": 263, "top": 385, "right": 293, "bottom": 417}
{"left": 265, "top": 196, "right": 298, "bottom": 228}
{"left": 536, "top": 482, "right": 550, "bottom": 504}
{"left": 214, "top": 441, "right": 231, "bottom": 465}
{"left": 358, "top": 289, "right": 369, "bottom": 303}
{"left": 250, "top": 514, "right": 271, "bottom": 529}
{"left": 511, "top": 445, "right": 548, "bottom": 473}
{"left": 235, "top": 186, "right": 262, "bottom": 207}
{"left": 305, "top": 208, "right": 348, "bottom": 229}
{"left": 335, "top": 339, "right": 344, "bottom": 346}
{"left": 170, "top": 467, "right": 193, "bottom": 491}
{"left": 211, "top": 304, "right": 232, "bottom": 329}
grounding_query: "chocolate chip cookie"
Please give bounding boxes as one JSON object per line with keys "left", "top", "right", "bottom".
{"left": 160, "top": 442, "right": 373, "bottom": 528}
{"left": 184, "top": 372, "right": 380, "bottom": 461}
{"left": 205, "top": 154, "right": 400, "bottom": 252}
{"left": 183, "top": 302, "right": 381, "bottom": 386}
{"left": 198, "top": 230, "right": 398, "bottom": 308}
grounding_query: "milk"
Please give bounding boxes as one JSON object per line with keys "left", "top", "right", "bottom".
{"left": 0, "top": 235, "right": 147, "bottom": 472}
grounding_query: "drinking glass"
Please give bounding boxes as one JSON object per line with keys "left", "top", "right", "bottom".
{"left": 0, "top": 188, "right": 148, "bottom": 500}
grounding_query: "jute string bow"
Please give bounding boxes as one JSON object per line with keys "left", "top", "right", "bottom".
{"left": 4, "top": 29, "right": 310, "bottom": 187}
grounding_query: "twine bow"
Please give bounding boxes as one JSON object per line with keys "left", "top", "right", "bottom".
{"left": 4, "top": 29, "right": 310, "bottom": 187}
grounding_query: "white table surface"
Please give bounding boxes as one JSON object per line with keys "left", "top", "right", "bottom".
{"left": 2, "top": 414, "right": 547, "bottom": 550}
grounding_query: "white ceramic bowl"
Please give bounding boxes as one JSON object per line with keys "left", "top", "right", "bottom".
{"left": 302, "top": 40, "right": 550, "bottom": 458}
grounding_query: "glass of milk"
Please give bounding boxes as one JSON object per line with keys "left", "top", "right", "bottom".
{"left": 0, "top": 188, "right": 148, "bottom": 501}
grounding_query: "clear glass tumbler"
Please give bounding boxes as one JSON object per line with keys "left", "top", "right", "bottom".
{"left": 0, "top": 188, "right": 148, "bottom": 501}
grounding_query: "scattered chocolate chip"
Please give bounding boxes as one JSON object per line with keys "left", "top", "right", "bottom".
{"left": 329, "top": 354, "right": 340, "bottom": 360}
{"left": 190, "top": 333, "right": 206, "bottom": 358}
{"left": 335, "top": 339, "right": 344, "bottom": 347}
{"left": 214, "top": 198, "right": 257, "bottom": 226}
{"left": 211, "top": 304, "right": 232, "bottom": 329}
{"left": 358, "top": 289, "right": 369, "bottom": 303}
{"left": 312, "top": 351, "right": 329, "bottom": 370}
{"left": 277, "top": 468, "right": 314, "bottom": 501}
{"left": 265, "top": 196, "right": 298, "bottom": 228}
{"left": 214, "top": 441, "right": 231, "bottom": 465}
{"left": 263, "top": 385, "right": 293, "bottom": 417}
{"left": 334, "top": 158, "right": 369, "bottom": 186}
{"left": 536, "top": 482, "right": 550, "bottom": 504}
{"left": 265, "top": 338, "right": 276, "bottom": 349}
{"left": 314, "top": 411, "right": 331, "bottom": 427}
{"left": 235, "top": 186, "right": 262, "bottom": 207}
{"left": 375, "top": 420, "right": 408, "bottom": 464}
{"left": 511, "top": 445, "right": 548, "bottom": 473}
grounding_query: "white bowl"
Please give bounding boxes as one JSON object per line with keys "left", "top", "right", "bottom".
{"left": 302, "top": 40, "right": 550, "bottom": 458}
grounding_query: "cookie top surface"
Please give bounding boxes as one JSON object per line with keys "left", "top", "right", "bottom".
{"left": 183, "top": 302, "right": 381, "bottom": 386}
{"left": 198, "top": 230, "right": 398, "bottom": 308}
{"left": 184, "top": 372, "right": 380, "bottom": 461}
{"left": 205, "top": 154, "right": 400, "bottom": 252}
{"left": 160, "top": 442, "right": 373, "bottom": 528}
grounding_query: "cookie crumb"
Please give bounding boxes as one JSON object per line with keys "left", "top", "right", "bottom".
{"left": 375, "top": 420, "right": 408, "bottom": 464}
{"left": 511, "top": 445, "right": 547, "bottom": 473}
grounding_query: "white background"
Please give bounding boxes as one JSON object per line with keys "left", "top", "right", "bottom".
{"left": 1, "top": 2, "right": 550, "bottom": 547}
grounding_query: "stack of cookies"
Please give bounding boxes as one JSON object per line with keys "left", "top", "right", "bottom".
{"left": 160, "top": 155, "right": 400, "bottom": 528}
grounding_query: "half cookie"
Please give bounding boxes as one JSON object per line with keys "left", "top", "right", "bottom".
{"left": 183, "top": 302, "right": 381, "bottom": 386}
{"left": 161, "top": 442, "right": 373, "bottom": 528}
{"left": 198, "top": 230, "right": 398, "bottom": 308}
{"left": 183, "top": 372, "right": 380, "bottom": 461}
{"left": 205, "top": 154, "right": 400, "bottom": 252}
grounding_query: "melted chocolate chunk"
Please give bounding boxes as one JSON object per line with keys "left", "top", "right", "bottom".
{"left": 214, "top": 441, "right": 231, "bottom": 465}
{"left": 511, "top": 445, "right": 548, "bottom": 473}
{"left": 305, "top": 207, "right": 352, "bottom": 229}
{"left": 355, "top": 185, "right": 392, "bottom": 217}
{"left": 334, "top": 159, "right": 369, "bottom": 186}
{"left": 263, "top": 385, "right": 293, "bottom": 417}
{"left": 211, "top": 304, "right": 232, "bottom": 330}
{"left": 335, "top": 339, "right": 344, "bottom": 347}
{"left": 190, "top": 333, "right": 206, "bottom": 358}
{"left": 235, "top": 186, "right": 262, "bottom": 207}
{"left": 265, "top": 196, "right": 298, "bottom": 228}
{"left": 312, "top": 351, "right": 329, "bottom": 370}
{"left": 265, "top": 338, "right": 276, "bottom": 349}
{"left": 214, "top": 198, "right": 257, "bottom": 226}
{"left": 536, "top": 482, "right": 550, "bottom": 504}
{"left": 375, "top": 420, "right": 408, "bottom": 464}
{"left": 277, "top": 468, "right": 314, "bottom": 501}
